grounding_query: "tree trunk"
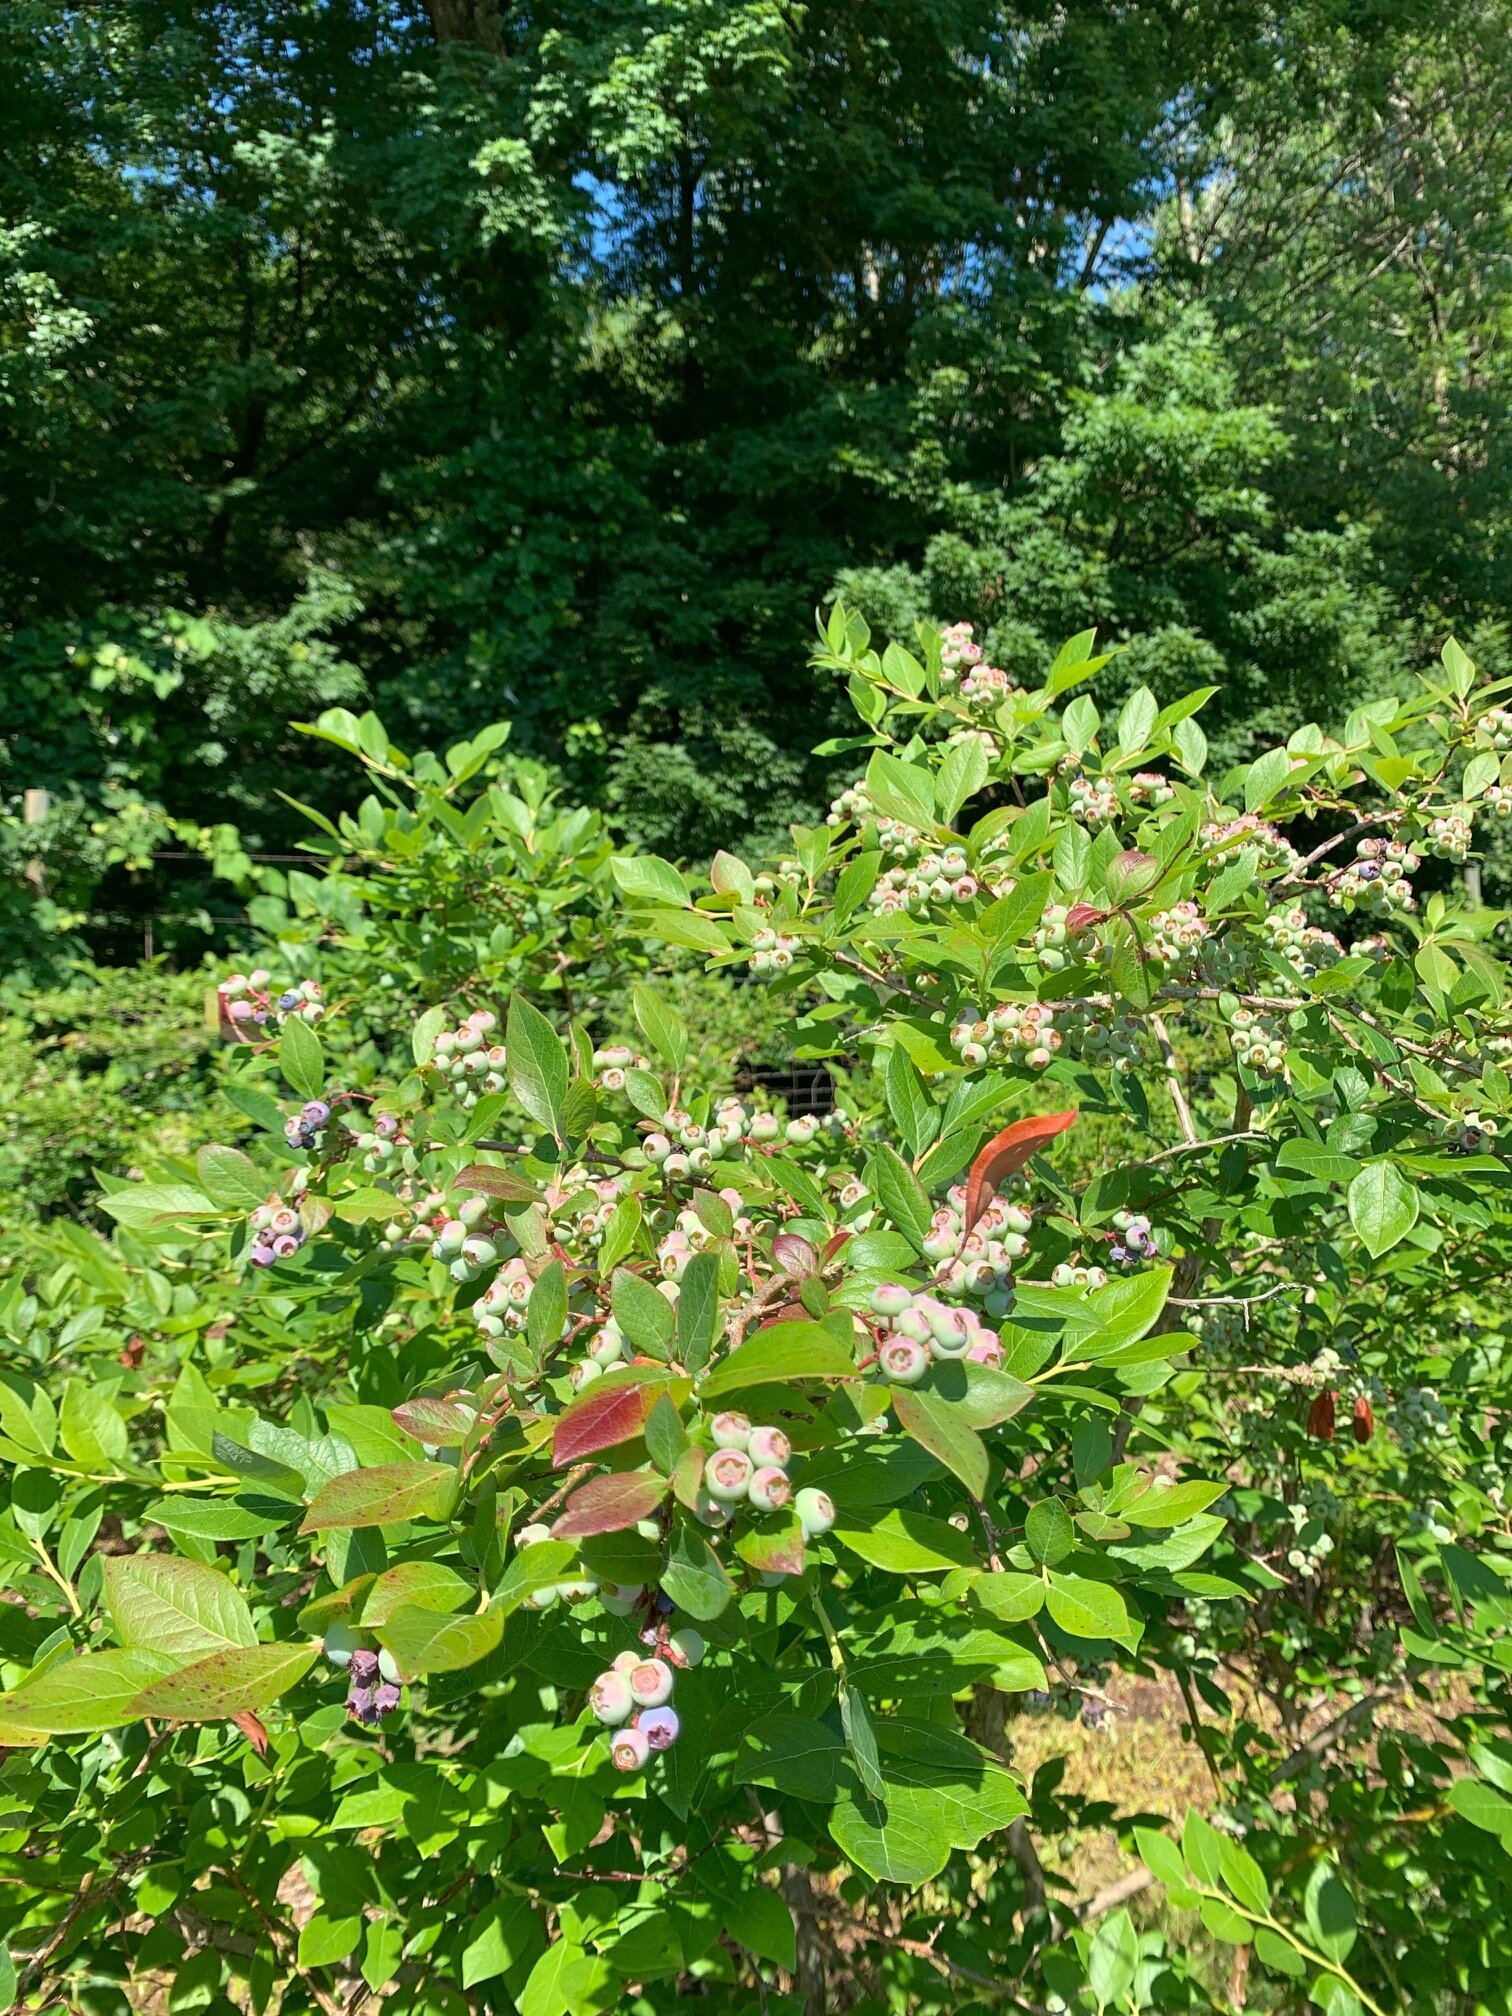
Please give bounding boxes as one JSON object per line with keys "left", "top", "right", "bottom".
{"left": 425, "top": 0, "right": 508, "bottom": 52}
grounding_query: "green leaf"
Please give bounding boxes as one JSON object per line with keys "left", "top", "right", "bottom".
{"left": 1117, "top": 685, "right": 1158, "bottom": 756}
{"left": 59, "top": 1380, "right": 128, "bottom": 1466}
{"left": 676, "top": 1251, "right": 721, "bottom": 1373}
{"left": 828, "top": 1720, "right": 1027, "bottom": 1884}
{"left": 885, "top": 1045, "right": 938, "bottom": 1158}
{"left": 1218, "top": 1837, "right": 1269, "bottom": 1914}
{"left": 462, "top": 1898, "right": 541, "bottom": 1989}
{"left": 1244, "top": 746, "right": 1292, "bottom": 812}
{"left": 832, "top": 1508, "right": 977, "bottom": 1574}
{"left": 611, "top": 854, "right": 689, "bottom": 906}
{"left": 104, "top": 1555, "right": 256, "bottom": 1661}
{"left": 128, "top": 1641, "right": 319, "bottom": 1721}
{"left": 936, "top": 737, "right": 989, "bottom": 824}
{"left": 1044, "top": 1572, "right": 1130, "bottom": 1641}
{"left": 632, "top": 985, "right": 688, "bottom": 1070}
{"left": 1253, "top": 1927, "right": 1306, "bottom": 1978}
{"left": 527, "top": 1261, "right": 568, "bottom": 1356}
{"left": 1447, "top": 1777, "right": 1512, "bottom": 1834}
{"left": 411, "top": 1003, "right": 447, "bottom": 1067}
{"left": 661, "top": 1525, "right": 733, "bottom": 1620}
{"left": 1276, "top": 1138, "right": 1361, "bottom": 1185}
{"left": 611, "top": 1268, "right": 676, "bottom": 1360}
{"left": 195, "top": 1144, "right": 269, "bottom": 1211}
{"left": 0, "top": 1650, "right": 179, "bottom": 1735}
{"left": 374, "top": 1604, "right": 504, "bottom": 1676}
{"left": 1025, "top": 1500, "right": 1075, "bottom": 1566}
{"left": 832, "top": 850, "right": 882, "bottom": 928}
{"left": 866, "top": 1144, "right": 933, "bottom": 1251}
{"left": 891, "top": 1387, "right": 989, "bottom": 1499}
{"left": 1347, "top": 1161, "right": 1420, "bottom": 1257}
{"left": 506, "top": 994, "right": 570, "bottom": 1137}
{"left": 300, "top": 1462, "right": 456, "bottom": 1533}
{"left": 361, "top": 1561, "right": 473, "bottom": 1628}
{"left": 700, "top": 1322, "right": 856, "bottom": 1397}
{"left": 865, "top": 750, "right": 936, "bottom": 832}
{"left": 280, "top": 1014, "right": 325, "bottom": 1100}
{"left": 97, "top": 1183, "right": 220, "bottom": 1231}
{"left": 1303, "top": 1858, "right": 1358, "bottom": 1962}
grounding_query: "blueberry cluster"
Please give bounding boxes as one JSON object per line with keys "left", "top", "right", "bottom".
{"left": 1228, "top": 1005, "right": 1289, "bottom": 1077}
{"left": 324, "top": 1625, "right": 402, "bottom": 1725}
{"left": 514, "top": 1521, "right": 639, "bottom": 1613}
{"left": 353, "top": 1110, "right": 407, "bottom": 1171}
{"left": 949, "top": 999, "right": 1062, "bottom": 1071}
{"left": 1201, "top": 814, "right": 1303, "bottom": 877}
{"left": 1106, "top": 1210, "right": 1162, "bottom": 1270}
{"left": 956, "top": 660, "right": 1018, "bottom": 713}
{"left": 937, "top": 619, "right": 984, "bottom": 680}
{"left": 224, "top": 972, "right": 326, "bottom": 1033}
{"left": 1128, "top": 771, "right": 1176, "bottom": 807}
{"left": 1068, "top": 774, "right": 1118, "bottom": 827}
{"left": 749, "top": 926, "right": 803, "bottom": 976}
{"left": 430, "top": 1194, "right": 500, "bottom": 1284}
{"left": 1422, "top": 810, "right": 1473, "bottom": 862}
{"left": 1032, "top": 904, "right": 1097, "bottom": 974}
{"left": 919, "top": 1185, "right": 1028, "bottom": 1317}
{"left": 284, "top": 1098, "right": 331, "bottom": 1152}
{"left": 248, "top": 1200, "right": 309, "bottom": 1268}
{"left": 590, "top": 1044, "right": 649, "bottom": 1091}
{"left": 588, "top": 1632, "right": 704, "bottom": 1771}
{"left": 1059, "top": 1000, "right": 1142, "bottom": 1075}
{"left": 869, "top": 1282, "right": 1004, "bottom": 1382}
{"left": 1487, "top": 783, "right": 1512, "bottom": 819}
{"left": 1049, "top": 1260, "right": 1110, "bottom": 1290}
{"left": 1437, "top": 1108, "right": 1500, "bottom": 1154}
{"left": 656, "top": 1192, "right": 754, "bottom": 1285}
{"left": 1328, "top": 836, "right": 1419, "bottom": 916}
{"left": 1481, "top": 706, "right": 1512, "bottom": 751}
{"left": 1146, "top": 901, "right": 1210, "bottom": 970}
{"left": 869, "top": 844, "right": 985, "bottom": 920}
{"left": 1261, "top": 907, "right": 1345, "bottom": 980}
{"left": 429, "top": 1009, "right": 505, "bottom": 1110}
{"left": 694, "top": 1412, "right": 802, "bottom": 1522}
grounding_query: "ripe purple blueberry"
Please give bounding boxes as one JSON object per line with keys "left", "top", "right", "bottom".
{"left": 638, "top": 1705, "right": 680, "bottom": 1751}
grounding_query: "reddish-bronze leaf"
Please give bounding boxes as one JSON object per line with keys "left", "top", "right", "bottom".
{"left": 391, "top": 1395, "right": 478, "bottom": 1447}
{"left": 553, "top": 1470, "right": 667, "bottom": 1540}
{"left": 453, "top": 1163, "right": 539, "bottom": 1203}
{"left": 734, "top": 1515, "right": 806, "bottom": 1579}
{"left": 1307, "top": 1389, "right": 1337, "bottom": 1442}
{"left": 1064, "top": 903, "right": 1107, "bottom": 933}
{"left": 1352, "top": 1395, "right": 1375, "bottom": 1444}
{"left": 773, "top": 1231, "right": 818, "bottom": 1276}
{"left": 821, "top": 1229, "right": 853, "bottom": 1264}
{"left": 552, "top": 1382, "right": 653, "bottom": 1468}
{"left": 233, "top": 1710, "right": 269, "bottom": 1757}
{"left": 964, "top": 1110, "right": 1078, "bottom": 1236}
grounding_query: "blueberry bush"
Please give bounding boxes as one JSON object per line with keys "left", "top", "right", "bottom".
{"left": 4, "top": 612, "right": 1512, "bottom": 2015}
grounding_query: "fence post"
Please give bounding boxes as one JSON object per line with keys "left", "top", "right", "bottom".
{"left": 22, "top": 787, "right": 50, "bottom": 893}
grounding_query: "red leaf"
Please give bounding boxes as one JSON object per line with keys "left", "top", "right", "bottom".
{"left": 552, "top": 1382, "right": 653, "bottom": 1468}
{"left": 1352, "top": 1396, "right": 1374, "bottom": 1444}
{"left": 232, "top": 1710, "right": 269, "bottom": 1758}
{"left": 773, "top": 1232, "right": 818, "bottom": 1276}
{"left": 1064, "top": 903, "right": 1106, "bottom": 933}
{"left": 1307, "top": 1389, "right": 1337, "bottom": 1442}
{"left": 821, "top": 1229, "right": 853, "bottom": 1264}
{"left": 553, "top": 1470, "right": 667, "bottom": 1539}
{"left": 734, "top": 1515, "right": 806, "bottom": 1579}
{"left": 964, "top": 1110, "right": 1078, "bottom": 1236}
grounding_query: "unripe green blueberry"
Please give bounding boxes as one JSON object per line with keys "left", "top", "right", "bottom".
{"left": 870, "top": 1282, "right": 915, "bottom": 1318}
{"left": 435, "top": 1219, "right": 467, "bottom": 1256}
{"left": 795, "top": 1486, "right": 836, "bottom": 1537}
{"left": 644, "top": 1132, "right": 672, "bottom": 1163}
{"left": 711, "top": 1411, "right": 752, "bottom": 1450}
{"left": 556, "top": 1576, "right": 600, "bottom": 1604}
{"left": 377, "top": 1648, "right": 400, "bottom": 1685}
{"left": 611, "top": 1725, "right": 650, "bottom": 1772}
{"left": 748, "top": 1113, "right": 780, "bottom": 1143}
{"left": 459, "top": 1195, "right": 489, "bottom": 1227}
{"left": 878, "top": 1336, "right": 930, "bottom": 1385}
{"left": 629, "top": 1657, "right": 674, "bottom": 1707}
{"left": 590, "top": 1669, "right": 635, "bottom": 1724}
{"left": 668, "top": 1627, "right": 705, "bottom": 1668}
{"left": 521, "top": 1584, "right": 558, "bottom": 1610}
{"left": 890, "top": 1306, "right": 933, "bottom": 1347}
{"left": 749, "top": 1464, "right": 792, "bottom": 1512}
{"left": 571, "top": 1359, "right": 603, "bottom": 1392}
{"left": 516, "top": 1522, "right": 552, "bottom": 1547}
{"left": 706, "top": 1447, "right": 755, "bottom": 1501}
{"left": 598, "top": 1583, "right": 644, "bottom": 1616}
{"left": 612, "top": 1649, "right": 640, "bottom": 1674}
{"left": 747, "top": 1425, "right": 791, "bottom": 1468}
{"left": 693, "top": 1488, "right": 731, "bottom": 1527}
{"left": 786, "top": 1116, "right": 820, "bottom": 1145}
{"left": 592, "top": 1322, "right": 629, "bottom": 1367}
{"left": 324, "top": 1622, "right": 361, "bottom": 1669}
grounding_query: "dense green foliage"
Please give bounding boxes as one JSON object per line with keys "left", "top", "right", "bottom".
{"left": 6, "top": 1, "right": 1512, "bottom": 956}
{"left": 5, "top": 613, "right": 1512, "bottom": 2014}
